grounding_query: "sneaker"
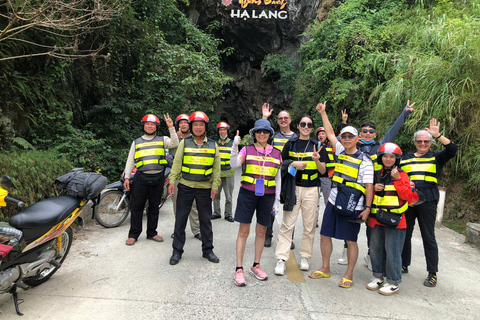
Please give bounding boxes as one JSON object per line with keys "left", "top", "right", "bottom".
{"left": 424, "top": 273, "right": 437, "bottom": 287}
{"left": 401, "top": 265, "right": 409, "bottom": 274}
{"left": 366, "top": 277, "right": 385, "bottom": 291}
{"left": 299, "top": 257, "right": 310, "bottom": 271}
{"left": 337, "top": 247, "right": 348, "bottom": 265}
{"left": 364, "top": 254, "right": 372, "bottom": 271}
{"left": 274, "top": 259, "right": 285, "bottom": 276}
{"left": 250, "top": 265, "right": 268, "bottom": 281}
{"left": 234, "top": 269, "right": 246, "bottom": 287}
{"left": 379, "top": 283, "right": 399, "bottom": 296}
{"left": 264, "top": 236, "right": 272, "bottom": 247}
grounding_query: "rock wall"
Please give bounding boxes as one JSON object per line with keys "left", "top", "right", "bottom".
{"left": 184, "top": 0, "right": 332, "bottom": 133}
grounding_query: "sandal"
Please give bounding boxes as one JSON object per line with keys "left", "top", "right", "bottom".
{"left": 308, "top": 269, "right": 331, "bottom": 279}
{"left": 125, "top": 238, "right": 136, "bottom": 246}
{"left": 338, "top": 277, "right": 353, "bottom": 288}
{"left": 147, "top": 235, "right": 164, "bottom": 242}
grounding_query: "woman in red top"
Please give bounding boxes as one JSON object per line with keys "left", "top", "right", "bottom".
{"left": 366, "top": 143, "right": 416, "bottom": 296}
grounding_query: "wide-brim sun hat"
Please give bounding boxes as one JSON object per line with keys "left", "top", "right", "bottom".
{"left": 249, "top": 119, "right": 274, "bottom": 139}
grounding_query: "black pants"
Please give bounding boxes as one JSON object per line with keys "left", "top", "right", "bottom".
{"left": 401, "top": 200, "right": 439, "bottom": 273}
{"left": 266, "top": 214, "right": 275, "bottom": 238}
{"left": 128, "top": 172, "right": 165, "bottom": 239}
{"left": 172, "top": 184, "right": 214, "bottom": 255}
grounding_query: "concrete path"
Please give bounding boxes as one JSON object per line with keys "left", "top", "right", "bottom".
{"left": 1, "top": 168, "right": 479, "bottom": 319}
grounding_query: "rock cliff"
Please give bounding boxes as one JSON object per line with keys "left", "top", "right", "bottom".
{"left": 184, "top": 0, "right": 334, "bottom": 133}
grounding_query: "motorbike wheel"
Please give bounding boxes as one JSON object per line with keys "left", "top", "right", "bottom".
{"left": 158, "top": 185, "right": 170, "bottom": 210}
{"left": 94, "top": 190, "right": 130, "bottom": 228}
{"left": 23, "top": 227, "right": 73, "bottom": 287}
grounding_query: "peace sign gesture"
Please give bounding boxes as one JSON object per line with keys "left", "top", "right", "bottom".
{"left": 312, "top": 144, "right": 322, "bottom": 161}
{"left": 341, "top": 109, "right": 348, "bottom": 124}
{"left": 164, "top": 113, "right": 174, "bottom": 129}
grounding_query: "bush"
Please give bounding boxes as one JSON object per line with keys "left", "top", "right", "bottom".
{"left": 0, "top": 150, "right": 73, "bottom": 221}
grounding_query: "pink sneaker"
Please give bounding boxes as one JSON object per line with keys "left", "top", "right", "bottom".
{"left": 234, "top": 269, "right": 246, "bottom": 287}
{"left": 249, "top": 265, "right": 268, "bottom": 281}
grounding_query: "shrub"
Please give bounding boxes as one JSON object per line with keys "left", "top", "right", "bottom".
{"left": 0, "top": 150, "right": 73, "bottom": 221}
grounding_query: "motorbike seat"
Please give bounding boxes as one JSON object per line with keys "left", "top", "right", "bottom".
{"left": 9, "top": 195, "right": 82, "bottom": 230}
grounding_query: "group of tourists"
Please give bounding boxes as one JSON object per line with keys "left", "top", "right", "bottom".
{"left": 122, "top": 101, "right": 457, "bottom": 295}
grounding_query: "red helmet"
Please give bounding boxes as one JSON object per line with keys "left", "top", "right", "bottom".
{"left": 189, "top": 111, "right": 209, "bottom": 136}
{"left": 377, "top": 142, "right": 402, "bottom": 167}
{"left": 141, "top": 114, "right": 160, "bottom": 133}
{"left": 176, "top": 114, "right": 190, "bottom": 124}
{"left": 141, "top": 114, "right": 160, "bottom": 125}
{"left": 189, "top": 111, "right": 209, "bottom": 123}
{"left": 216, "top": 122, "right": 230, "bottom": 130}
{"left": 316, "top": 127, "right": 325, "bottom": 135}
{"left": 175, "top": 114, "right": 190, "bottom": 131}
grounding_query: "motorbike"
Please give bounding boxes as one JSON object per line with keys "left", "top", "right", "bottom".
{"left": 93, "top": 167, "right": 171, "bottom": 228}
{"left": 0, "top": 174, "right": 91, "bottom": 316}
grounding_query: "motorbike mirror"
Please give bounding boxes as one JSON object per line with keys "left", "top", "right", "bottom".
{"left": 0, "top": 175, "right": 13, "bottom": 190}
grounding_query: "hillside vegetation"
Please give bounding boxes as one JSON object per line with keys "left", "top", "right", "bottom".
{"left": 1, "top": 0, "right": 479, "bottom": 227}
{"left": 264, "top": 0, "right": 480, "bottom": 228}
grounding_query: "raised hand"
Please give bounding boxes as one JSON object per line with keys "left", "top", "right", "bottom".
{"left": 233, "top": 130, "right": 241, "bottom": 144}
{"left": 164, "top": 113, "right": 174, "bottom": 128}
{"left": 425, "top": 118, "right": 440, "bottom": 138}
{"left": 312, "top": 144, "right": 322, "bottom": 161}
{"left": 262, "top": 103, "right": 273, "bottom": 119}
{"left": 405, "top": 100, "right": 416, "bottom": 113}
{"left": 316, "top": 101, "right": 327, "bottom": 114}
{"left": 391, "top": 166, "right": 400, "bottom": 179}
{"left": 341, "top": 109, "right": 348, "bottom": 123}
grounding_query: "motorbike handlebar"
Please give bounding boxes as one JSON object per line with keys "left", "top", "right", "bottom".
{"left": 5, "top": 196, "right": 25, "bottom": 208}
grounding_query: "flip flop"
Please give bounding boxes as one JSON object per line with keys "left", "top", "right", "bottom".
{"left": 147, "top": 235, "right": 164, "bottom": 242}
{"left": 125, "top": 238, "right": 136, "bottom": 246}
{"left": 338, "top": 277, "right": 353, "bottom": 288}
{"left": 308, "top": 269, "right": 331, "bottom": 279}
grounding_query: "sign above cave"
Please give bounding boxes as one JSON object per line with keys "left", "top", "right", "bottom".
{"left": 222, "top": 0, "right": 289, "bottom": 20}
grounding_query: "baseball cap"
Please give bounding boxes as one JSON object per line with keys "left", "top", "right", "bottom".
{"left": 340, "top": 126, "right": 358, "bottom": 136}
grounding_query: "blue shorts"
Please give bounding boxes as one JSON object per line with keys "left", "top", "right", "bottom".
{"left": 234, "top": 187, "right": 274, "bottom": 227}
{"left": 320, "top": 202, "right": 361, "bottom": 242}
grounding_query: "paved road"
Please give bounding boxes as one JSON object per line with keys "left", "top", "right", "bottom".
{"left": 1, "top": 168, "right": 479, "bottom": 319}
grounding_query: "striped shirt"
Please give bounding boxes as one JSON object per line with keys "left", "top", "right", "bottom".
{"left": 328, "top": 140, "right": 374, "bottom": 211}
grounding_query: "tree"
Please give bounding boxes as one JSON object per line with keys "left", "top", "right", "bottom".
{"left": 0, "top": 0, "right": 121, "bottom": 61}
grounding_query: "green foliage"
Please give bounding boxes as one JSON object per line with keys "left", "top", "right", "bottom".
{"left": 0, "top": 0, "right": 231, "bottom": 181}
{"left": 0, "top": 150, "right": 73, "bottom": 221}
{"left": 296, "top": 0, "right": 480, "bottom": 202}
{"left": 262, "top": 54, "right": 298, "bottom": 95}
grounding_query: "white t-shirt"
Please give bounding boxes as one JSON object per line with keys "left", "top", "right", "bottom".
{"left": 328, "top": 140, "right": 374, "bottom": 211}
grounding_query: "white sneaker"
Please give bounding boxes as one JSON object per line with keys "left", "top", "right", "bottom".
{"left": 364, "top": 254, "right": 372, "bottom": 271}
{"left": 274, "top": 259, "right": 285, "bottom": 276}
{"left": 366, "top": 277, "right": 384, "bottom": 291}
{"left": 299, "top": 257, "right": 309, "bottom": 271}
{"left": 337, "top": 247, "right": 348, "bottom": 265}
{"left": 379, "top": 283, "right": 399, "bottom": 296}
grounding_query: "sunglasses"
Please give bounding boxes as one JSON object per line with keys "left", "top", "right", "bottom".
{"left": 341, "top": 134, "right": 355, "bottom": 140}
{"left": 362, "top": 129, "right": 375, "bottom": 134}
{"left": 278, "top": 117, "right": 290, "bottom": 121}
{"left": 299, "top": 122, "right": 314, "bottom": 128}
{"left": 415, "top": 140, "right": 431, "bottom": 144}
{"left": 255, "top": 129, "right": 270, "bottom": 134}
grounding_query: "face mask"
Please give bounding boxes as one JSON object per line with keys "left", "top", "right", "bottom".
{"left": 220, "top": 134, "right": 228, "bottom": 140}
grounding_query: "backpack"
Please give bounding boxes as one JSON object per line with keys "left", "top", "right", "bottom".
{"left": 55, "top": 168, "right": 108, "bottom": 200}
